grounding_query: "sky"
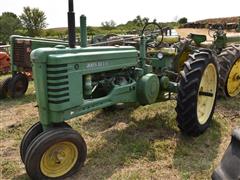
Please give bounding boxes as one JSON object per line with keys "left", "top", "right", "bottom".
{"left": 0, "top": 0, "right": 240, "bottom": 28}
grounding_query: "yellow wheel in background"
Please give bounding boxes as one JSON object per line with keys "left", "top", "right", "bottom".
{"left": 24, "top": 128, "right": 87, "bottom": 179}
{"left": 218, "top": 45, "right": 240, "bottom": 97}
{"left": 226, "top": 58, "right": 240, "bottom": 97}
{"left": 40, "top": 141, "right": 78, "bottom": 178}
{"left": 176, "top": 48, "right": 191, "bottom": 72}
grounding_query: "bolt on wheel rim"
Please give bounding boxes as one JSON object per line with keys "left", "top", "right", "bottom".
{"left": 40, "top": 141, "right": 78, "bottom": 178}
{"left": 197, "top": 63, "right": 217, "bottom": 125}
{"left": 227, "top": 58, "right": 240, "bottom": 97}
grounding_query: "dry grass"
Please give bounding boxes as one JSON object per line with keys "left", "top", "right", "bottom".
{"left": 0, "top": 76, "right": 239, "bottom": 180}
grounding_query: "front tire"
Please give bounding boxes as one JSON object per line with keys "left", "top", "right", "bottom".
{"left": 20, "top": 122, "right": 71, "bottom": 164}
{"left": 24, "top": 128, "right": 87, "bottom": 179}
{"left": 176, "top": 49, "right": 218, "bottom": 136}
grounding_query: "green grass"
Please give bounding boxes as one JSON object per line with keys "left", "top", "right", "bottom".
{"left": 0, "top": 79, "right": 239, "bottom": 179}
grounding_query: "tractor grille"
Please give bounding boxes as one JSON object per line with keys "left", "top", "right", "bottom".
{"left": 47, "top": 64, "right": 70, "bottom": 104}
{"left": 13, "top": 40, "right": 31, "bottom": 68}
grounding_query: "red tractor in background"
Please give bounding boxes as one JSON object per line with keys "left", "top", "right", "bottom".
{"left": 0, "top": 45, "right": 11, "bottom": 74}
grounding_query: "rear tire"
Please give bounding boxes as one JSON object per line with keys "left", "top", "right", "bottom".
{"left": 8, "top": 73, "right": 29, "bottom": 98}
{"left": 218, "top": 45, "right": 240, "bottom": 97}
{"left": 24, "top": 128, "right": 87, "bottom": 179}
{"left": 0, "top": 77, "right": 11, "bottom": 99}
{"left": 176, "top": 49, "right": 218, "bottom": 136}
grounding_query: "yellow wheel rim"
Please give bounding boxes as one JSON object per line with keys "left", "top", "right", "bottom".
{"left": 227, "top": 58, "right": 240, "bottom": 97}
{"left": 177, "top": 49, "right": 191, "bottom": 72}
{"left": 40, "top": 141, "right": 78, "bottom": 178}
{"left": 197, "top": 63, "right": 217, "bottom": 125}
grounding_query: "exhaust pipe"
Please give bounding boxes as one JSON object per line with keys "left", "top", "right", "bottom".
{"left": 68, "top": 0, "right": 76, "bottom": 48}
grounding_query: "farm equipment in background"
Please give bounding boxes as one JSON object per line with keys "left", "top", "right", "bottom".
{"left": 206, "top": 24, "right": 240, "bottom": 53}
{"left": 91, "top": 33, "right": 140, "bottom": 47}
{"left": 20, "top": 1, "right": 219, "bottom": 179}
{"left": 0, "top": 45, "right": 11, "bottom": 74}
{"left": 212, "top": 128, "right": 240, "bottom": 180}
{"left": 90, "top": 26, "right": 179, "bottom": 49}
{"left": 155, "top": 26, "right": 240, "bottom": 98}
{"left": 0, "top": 45, "right": 11, "bottom": 98}
{"left": 0, "top": 36, "right": 68, "bottom": 99}
{"left": 198, "top": 27, "right": 240, "bottom": 97}
{"left": 236, "top": 18, "right": 240, "bottom": 32}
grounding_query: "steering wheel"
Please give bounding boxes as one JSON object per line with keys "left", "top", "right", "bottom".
{"left": 141, "top": 22, "right": 164, "bottom": 48}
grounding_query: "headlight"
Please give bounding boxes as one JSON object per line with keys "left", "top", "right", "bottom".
{"left": 157, "top": 52, "right": 163, "bottom": 59}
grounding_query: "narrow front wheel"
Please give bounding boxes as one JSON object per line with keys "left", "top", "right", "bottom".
{"left": 24, "top": 128, "right": 87, "bottom": 179}
{"left": 20, "top": 122, "right": 71, "bottom": 163}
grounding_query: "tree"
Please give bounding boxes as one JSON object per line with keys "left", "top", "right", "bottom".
{"left": 142, "top": 17, "right": 149, "bottom": 24}
{"left": 132, "top": 16, "right": 149, "bottom": 27}
{"left": 20, "top": 7, "right": 47, "bottom": 37}
{"left": 134, "top": 15, "right": 143, "bottom": 27}
{"left": 178, "top": 17, "right": 188, "bottom": 24}
{"left": 101, "top": 20, "right": 116, "bottom": 30}
{"left": 0, "top": 12, "right": 22, "bottom": 44}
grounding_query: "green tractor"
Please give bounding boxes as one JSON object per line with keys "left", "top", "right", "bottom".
{"left": 20, "top": 1, "right": 219, "bottom": 179}
{"left": 153, "top": 26, "right": 240, "bottom": 98}
{"left": 91, "top": 24, "right": 240, "bottom": 98}
{"left": 190, "top": 27, "right": 240, "bottom": 97}
{"left": 0, "top": 36, "right": 67, "bottom": 99}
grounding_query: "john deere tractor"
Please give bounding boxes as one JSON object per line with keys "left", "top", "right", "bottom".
{"left": 20, "top": 1, "right": 219, "bottom": 179}
{"left": 157, "top": 26, "right": 240, "bottom": 98}
{"left": 191, "top": 27, "right": 240, "bottom": 97}
{"left": 0, "top": 36, "right": 67, "bottom": 99}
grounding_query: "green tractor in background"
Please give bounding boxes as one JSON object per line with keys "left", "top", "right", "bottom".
{"left": 0, "top": 36, "right": 67, "bottom": 99}
{"left": 20, "top": 1, "right": 219, "bottom": 179}
{"left": 153, "top": 25, "right": 240, "bottom": 98}
{"left": 190, "top": 26, "right": 240, "bottom": 98}
{"left": 91, "top": 23, "right": 240, "bottom": 98}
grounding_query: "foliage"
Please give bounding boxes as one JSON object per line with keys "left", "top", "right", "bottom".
{"left": 178, "top": 17, "right": 188, "bottom": 24}
{"left": 0, "top": 12, "right": 22, "bottom": 44}
{"left": 43, "top": 15, "right": 181, "bottom": 40}
{"left": 132, "top": 15, "right": 149, "bottom": 27}
{"left": 20, "top": 7, "right": 47, "bottom": 37}
{"left": 101, "top": 20, "right": 116, "bottom": 30}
